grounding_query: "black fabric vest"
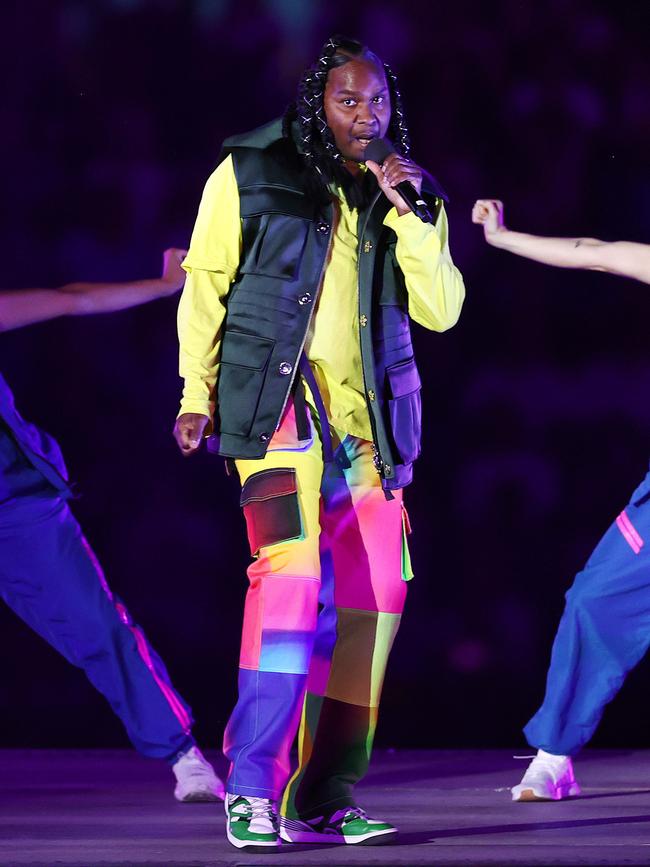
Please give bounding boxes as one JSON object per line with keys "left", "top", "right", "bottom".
{"left": 209, "top": 119, "right": 446, "bottom": 491}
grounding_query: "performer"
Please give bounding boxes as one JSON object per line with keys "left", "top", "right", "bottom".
{"left": 175, "top": 35, "right": 465, "bottom": 851}
{"left": 473, "top": 198, "right": 650, "bottom": 801}
{"left": 1, "top": 248, "right": 223, "bottom": 803}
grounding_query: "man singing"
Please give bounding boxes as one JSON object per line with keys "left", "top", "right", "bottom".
{"left": 176, "top": 36, "right": 465, "bottom": 850}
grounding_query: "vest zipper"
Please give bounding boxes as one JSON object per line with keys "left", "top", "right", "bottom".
{"left": 272, "top": 215, "right": 335, "bottom": 431}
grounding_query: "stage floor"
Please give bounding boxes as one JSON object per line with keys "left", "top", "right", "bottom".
{"left": 2, "top": 749, "right": 650, "bottom": 866}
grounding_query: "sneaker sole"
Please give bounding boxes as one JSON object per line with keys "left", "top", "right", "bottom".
{"left": 512, "top": 783, "right": 581, "bottom": 802}
{"left": 176, "top": 791, "right": 223, "bottom": 803}
{"left": 280, "top": 827, "right": 398, "bottom": 845}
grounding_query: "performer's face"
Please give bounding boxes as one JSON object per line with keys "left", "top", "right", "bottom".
{"left": 324, "top": 57, "right": 391, "bottom": 163}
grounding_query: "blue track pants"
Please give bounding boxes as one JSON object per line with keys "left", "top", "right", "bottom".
{"left": 525, "top": 469, "right": 650, "bottom": 755}
{"left": 0, "top": 493, "right": 195, "bottom": 761}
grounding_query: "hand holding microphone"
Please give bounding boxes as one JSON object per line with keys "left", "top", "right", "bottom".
{"left": 364, "top": 138, "right": 433, "bottom": 223}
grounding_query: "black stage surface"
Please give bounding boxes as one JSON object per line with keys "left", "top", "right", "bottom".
{"left": 2, "top": 749, "right": 650, "bottom": 866}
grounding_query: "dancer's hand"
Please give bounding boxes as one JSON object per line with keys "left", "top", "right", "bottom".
{"left": 174, "top": 413, "right": 209, "bottom": 456}
{"left": 160, "top": 248, "right": 188, "bottom": 294}
{"left": 472, "top": 199, "right": 507, "bottom": 242}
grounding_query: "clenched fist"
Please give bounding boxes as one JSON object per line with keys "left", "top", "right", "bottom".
{"left": 472, "top": 199, "right": 506, "bottom": 240}
{"left": 173, "top": 413, "right": 209, "bottom": 456}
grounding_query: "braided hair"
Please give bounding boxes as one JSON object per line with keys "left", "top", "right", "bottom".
{"left": 283, "top": 35, "right": 411, "bottom": 209}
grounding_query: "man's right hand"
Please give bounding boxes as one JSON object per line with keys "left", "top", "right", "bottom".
{"left": 173, "top": 413, "right": 209, "bottom": 456}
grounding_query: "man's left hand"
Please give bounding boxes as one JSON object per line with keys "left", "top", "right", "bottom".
{"left": 366, "top": 154, "right": 423, "bottom": 217}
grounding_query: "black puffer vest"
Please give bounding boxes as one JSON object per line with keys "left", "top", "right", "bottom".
{"left": 209, "top": 119, "right": 446, "bottom": 491}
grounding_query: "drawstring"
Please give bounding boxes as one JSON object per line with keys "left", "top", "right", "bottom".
{"left": 299, "top": 354, "right": 334, "bottom": 462}
{"left": 291, "top": 373, "right": 311, "bottom": 442}
{"left": 298, "top": 353, "right": 393, "bottom": 498}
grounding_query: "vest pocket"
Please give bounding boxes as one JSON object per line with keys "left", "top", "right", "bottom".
{"left": 386, "top": 357, "right": 422, "bottom": 465}
{"left": 240, "top": 213, "right": 310, "bottom": 280}
{"left": 218, "top": 330, "right": 275, "bottom": 436}
{"left": 239, "top": 467, "right": 303, "bottom": 556}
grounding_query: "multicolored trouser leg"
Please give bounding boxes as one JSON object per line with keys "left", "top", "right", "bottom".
{"left": 224, "top": 413, "right": 410, "bottom": 809}
{"left": 525, "top": 469, "right": 650, "bottom": 756}
{"left": 282, "top": 433, "right": 410, "bottom": 819}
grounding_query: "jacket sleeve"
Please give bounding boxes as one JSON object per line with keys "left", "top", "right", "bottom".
{"left": 177, "top": 155, "right": 242, "bottom": 420}
{"left": 383, "top": 203, "right": 465, "bottom": 332}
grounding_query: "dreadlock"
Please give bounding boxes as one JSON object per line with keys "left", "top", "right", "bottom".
{"left": 283, "top": 35, "right": 411, "bottom": 210}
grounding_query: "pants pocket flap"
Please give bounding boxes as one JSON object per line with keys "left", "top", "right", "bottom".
{"left": 240, "top": 467, "right": 298, "bottom": 507}
{"left": 239, "top": 468, "right": 302, "bottom": 556}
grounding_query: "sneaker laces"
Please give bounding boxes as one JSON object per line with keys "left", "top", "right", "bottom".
{"left": 516, "top": 752, "right": 569, "bottom": 785}
{"left": 250, "top": 797, "right": 277, "bottom": 823}
{"left": 180, "top": 753, "right": 215, "bottom": 778}
{"left": 184, "top": 760, "right": 210, "bottom": 779}
{"left": 340, "top": 806, "right": 368, "bottom": 824}
{"left": 232, "top": 796, "right": 277, "bottom": 823}
{"left": 174, "top": 748, "right": 213, "bottom": 780}
{"left": 514, "top": 753, "right": 568, "bottom": 767}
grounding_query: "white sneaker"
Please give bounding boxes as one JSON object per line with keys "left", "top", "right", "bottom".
{"left": 172, "top": 746, "right": 225, "bottom": 802}
{"left": 512, "top": 749, "right": 581, "bottom": 801}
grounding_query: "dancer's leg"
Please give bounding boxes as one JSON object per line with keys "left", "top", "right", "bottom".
{"left": 525, "top": 474, "right": 650, "bottom": 755}
{"left": 0, "top": 495, "right": 195, "bottom": 760}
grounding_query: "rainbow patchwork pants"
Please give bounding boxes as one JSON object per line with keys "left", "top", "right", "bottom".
{"left": 525, "top": 468, "right": 650, "bottom": 756}
{"left": 223, "top": 412, "right": 411, "bottom": 818}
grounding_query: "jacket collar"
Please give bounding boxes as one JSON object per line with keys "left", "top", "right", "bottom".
{"left": 221, "top": 117, "right": 449, "bottom": 202}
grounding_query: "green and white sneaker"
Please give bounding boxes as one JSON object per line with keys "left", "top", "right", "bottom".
{"left": 225, "top": 794, "right": 281, "bottom": 851}
{"left": 280, "top": 806, "right": 397, "bottom": 845}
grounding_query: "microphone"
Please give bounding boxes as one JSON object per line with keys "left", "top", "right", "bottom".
{"left": 364, "top": 138, "right": 433, "bottom": 223}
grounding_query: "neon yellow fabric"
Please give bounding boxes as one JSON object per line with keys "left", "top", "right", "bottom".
{"left": 177, "top": 155, "right": 240, "bottom": 420}
{"left": 303, "top": 188, "right": 372, "bottom": 439}
{"left": 177, "top": 155, "right": 465, "bottom": 437}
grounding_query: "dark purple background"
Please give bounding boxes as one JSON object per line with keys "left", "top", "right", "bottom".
{"left": 2, "top": 0, "right": 650, "bottom": 751}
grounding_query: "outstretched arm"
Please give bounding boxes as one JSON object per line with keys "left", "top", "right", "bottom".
{"left": 472, "top": 199, "right": 650, "bottom": 286}
{"left": 0, "top": 247, "right": 187, "bottom": 332}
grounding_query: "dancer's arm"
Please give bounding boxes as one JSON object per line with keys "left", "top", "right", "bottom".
{"left": 472, "top": 199, "right": 650, "bottom": 286}
{"left": 0, "top": 248, "right": 187, "bottom": 332}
